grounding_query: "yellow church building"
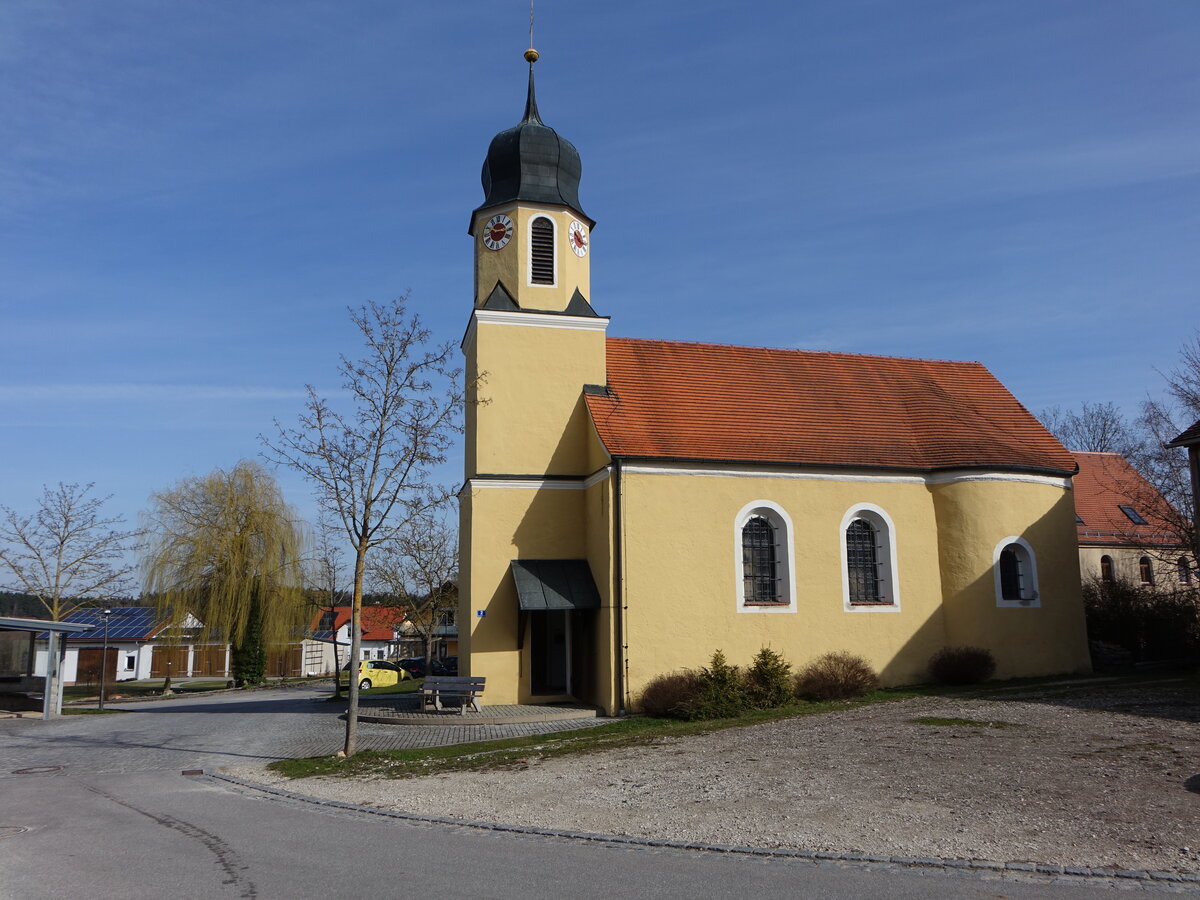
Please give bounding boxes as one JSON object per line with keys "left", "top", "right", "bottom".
{"left": 458, "top": 51, "right": 1091, "bottom": 715}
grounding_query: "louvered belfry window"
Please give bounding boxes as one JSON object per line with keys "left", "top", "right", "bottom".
{"left": 530, "top": 216, "right": 554, "bottom": 284}
{"left": 846, "top": 518, "right": 882, "bottom": 604}
{"left": 742, "top": 516, "right": 779, "bottom": 603}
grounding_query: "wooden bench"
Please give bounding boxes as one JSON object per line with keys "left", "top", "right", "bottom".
{"left": 419, "top": 675, "right": 485, "bottom": 714}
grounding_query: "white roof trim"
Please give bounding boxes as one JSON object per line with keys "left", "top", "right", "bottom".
{"left": 619, "top": 462, "right": 1071, "bottom": 489}
{"left": 462, "top": 308, "right": 609, "bottom": 350}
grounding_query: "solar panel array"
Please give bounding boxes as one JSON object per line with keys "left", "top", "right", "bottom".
{"left": 52, "top": 607, "right": 160, "bottom": 641}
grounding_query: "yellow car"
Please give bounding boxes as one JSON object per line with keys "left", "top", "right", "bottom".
{"left": 338, "top": 659, "right": 409, "bottom": 690}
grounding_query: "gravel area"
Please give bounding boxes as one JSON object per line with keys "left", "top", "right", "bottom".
{"left": 232, "top": 681, "right": 1200, "bottom": 874}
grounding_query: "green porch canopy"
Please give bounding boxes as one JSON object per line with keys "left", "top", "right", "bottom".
{"left": 510, "top": 559, "right": 601, "bottom": 611}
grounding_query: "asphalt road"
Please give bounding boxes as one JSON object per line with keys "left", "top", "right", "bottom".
{"left": 0, "top": 687, "right": 1184, "bottom": 898}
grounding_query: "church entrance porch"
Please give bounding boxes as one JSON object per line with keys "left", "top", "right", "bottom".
{"left": 511, "top": 559, "right": 602, "bottom": 704}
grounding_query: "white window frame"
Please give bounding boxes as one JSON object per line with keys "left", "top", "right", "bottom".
{"left": 733, "top": 500, "right": 796, "bottom": 613}
{"left": 527, "top": 214, "right": 557, "bottom": 288}
{"left": 839, "top": 503, "right": 901, "bottom": 612}
{"left": 993, "top": 536, "right": 1040, "bottom": 608}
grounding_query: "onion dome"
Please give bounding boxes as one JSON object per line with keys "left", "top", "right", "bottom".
{"left": 473, "top": 50, "right": 591, "bottom": 226}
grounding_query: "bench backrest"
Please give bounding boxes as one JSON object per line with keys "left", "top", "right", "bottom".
{"left": 422, "top": 676, "right": 485, "bottom": 691}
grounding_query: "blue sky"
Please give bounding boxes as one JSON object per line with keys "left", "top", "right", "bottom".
{"left": 2, "top": 0, "right": 1198, "bottom": 541}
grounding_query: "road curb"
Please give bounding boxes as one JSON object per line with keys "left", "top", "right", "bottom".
{"left": 203, "top": 771, "right": 1199, "bottom": 888}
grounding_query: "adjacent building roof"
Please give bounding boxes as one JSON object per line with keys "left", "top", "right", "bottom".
{"left": 308, "top": 606, "right": 403, "bottom": 643}
{"left": 1072, "top": 451, "right": 1182, "bottom": 548}
{"left": 1168, "top": 419, "right": 1200, "bottom": 448}
{"left": 584, "top": 338, "right": 1076, "bottom": 474}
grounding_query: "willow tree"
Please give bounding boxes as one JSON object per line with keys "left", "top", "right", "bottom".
{"left": 141, "top": 461, "right": 307, "bottom": 686}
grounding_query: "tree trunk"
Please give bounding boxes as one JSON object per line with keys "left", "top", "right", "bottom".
{"left": 343, "top": 541, "right": 366, "bottom": 756}
{"left": 231, "top": 589, "right": 266, "bottom": 687}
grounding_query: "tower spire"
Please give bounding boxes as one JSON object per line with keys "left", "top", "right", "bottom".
{"left": 522, "top": 47, "right": 541, "bottom": 124}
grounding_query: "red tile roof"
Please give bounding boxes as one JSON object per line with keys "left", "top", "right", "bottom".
{"left": 308, "top": 605, "right": 404, "bottom": 642}
{"left": 1072, "top": 452, "right": 1182, "bottom": 547}
{"left": 584, "top": 338, "right": 1076, "bottom": 474}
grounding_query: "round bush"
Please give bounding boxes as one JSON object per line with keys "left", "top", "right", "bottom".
{"left": 795, "top": 651, "right": 879, "bottom": 701}
{"left": 928, "top": 646, "right": 996, "bottom": 685}
{"left": 638, "top": 670, "right": 702, "bottom": 718}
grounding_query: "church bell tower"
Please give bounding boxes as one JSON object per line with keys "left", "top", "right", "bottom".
{"left": 459, "top": 47, "right": 612, "bottom": 707}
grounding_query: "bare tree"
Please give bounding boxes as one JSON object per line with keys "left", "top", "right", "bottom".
{"left": 0, "top": 482, "right": 135, "bottom": 620}
{"left": 263, "top": 294, "right": 463, "bottom": 756}
{"left": 1044, "top": 334, "right": 1200, "bottom": 573}
{"left": 1139, "top": 333, "right": 1200, "bottom": 566}
{"left": 1039, "top": 401, "right": 1142, "bottom": 457}
{"left": 307, "top": 513, "right": 348, "bottom": 697}
{"left": 141, "top": 461, "right": 307, "bottom": 686}
{"left": 368, "top": 511, "right": 458, "bottom": 666}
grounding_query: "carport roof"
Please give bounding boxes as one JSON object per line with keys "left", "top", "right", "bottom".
{"left": 0, "top": 616, "right": 94, "bottom": 634}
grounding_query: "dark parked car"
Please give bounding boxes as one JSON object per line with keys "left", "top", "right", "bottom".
{"left": 431, "top": 656, "right": 458, "bottom": 676}
{"left": 396, "top": 657, "right": 425, "bottom": 678}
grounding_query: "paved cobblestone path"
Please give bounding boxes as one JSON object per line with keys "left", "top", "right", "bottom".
{"left": 0, "top": 684, "right": 606, "bottom": 776}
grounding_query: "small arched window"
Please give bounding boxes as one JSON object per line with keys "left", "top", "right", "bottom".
{"left": 742, "top": 516, "right": 779, "bottom": 604}
{"left": 1139, "top": 556, "right": 1155, "bottom": 586}
{"left": 993, "top": 537, "right": 1040, "bottom": 607}
{"left": 1179, "top": 557, "right": 1193, "bottom": 586}
{"left": 1100, "top": 555, "right": 1114, "bottom": 583}
{"left": 530, "top": 216, "right": 555, "bottom": 285}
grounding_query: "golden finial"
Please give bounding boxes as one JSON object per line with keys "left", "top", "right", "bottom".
{"left": 524, "top": 47, "right": 539, "bottom": 63}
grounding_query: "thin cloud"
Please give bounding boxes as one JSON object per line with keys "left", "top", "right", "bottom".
{"left": 0, "top": 383, "right": 318, "bottom": 402}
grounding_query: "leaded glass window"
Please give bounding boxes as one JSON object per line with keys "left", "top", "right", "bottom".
{"left": 846, "top": 518, "right": 882, "bottom": 604}
{"left": 742, "top": 516, "right": 779, "bottom": 603}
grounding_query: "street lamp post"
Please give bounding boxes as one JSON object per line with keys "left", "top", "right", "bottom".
{"left": 98, "top": 607, "right": 112, "bottom": 711}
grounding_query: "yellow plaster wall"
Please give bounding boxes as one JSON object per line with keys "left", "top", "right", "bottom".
{"left": 1078, "top": 545, "right": 1175, "bottom": 587}
{"left": 464, "top": 319, "right": 606, "bottom": 478}
{"left": 460, "top": 484, "right": 590, "bottom": 706}
{"left": 616, "top": 471, "right": 950, "bottom": 699}
{"left": 585, "top": 477, "right": 618, "bottom": 713}
{"left": 472, "top": 205, "right": 591, "bottom": 312}
{"left": 931, "top": 480, "right": 1091, "bottom": 678}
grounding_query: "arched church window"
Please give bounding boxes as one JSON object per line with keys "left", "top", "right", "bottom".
{"left": 530, "top": 216, "right": 555, "bottom": 284}
{"left": 734, "top": 501, "right": 795, "bottom": 612}
{"left": 840, "top": 505, "right": 899, "bottom": 611}
{"left": 1139, "top": 556, "right": 1155, "bottom": 586}
{"left": 1178, "top": 557, "right": 1192, "bottom": 585}
{"left": 742, "top": 516, "right": 779, "bottom": 604}
{"left": 1100, "top": 555, "right": 1114, "bottom": 583}
{"left": 846, "top": 519, "right": 882, "bottom": 604}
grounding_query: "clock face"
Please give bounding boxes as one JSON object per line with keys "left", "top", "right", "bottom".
{"left": 568, "top": 220, "right": 589, "bottom": 257}
{"left": 482, "top": 214, "right": 513, "bottom": 251}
